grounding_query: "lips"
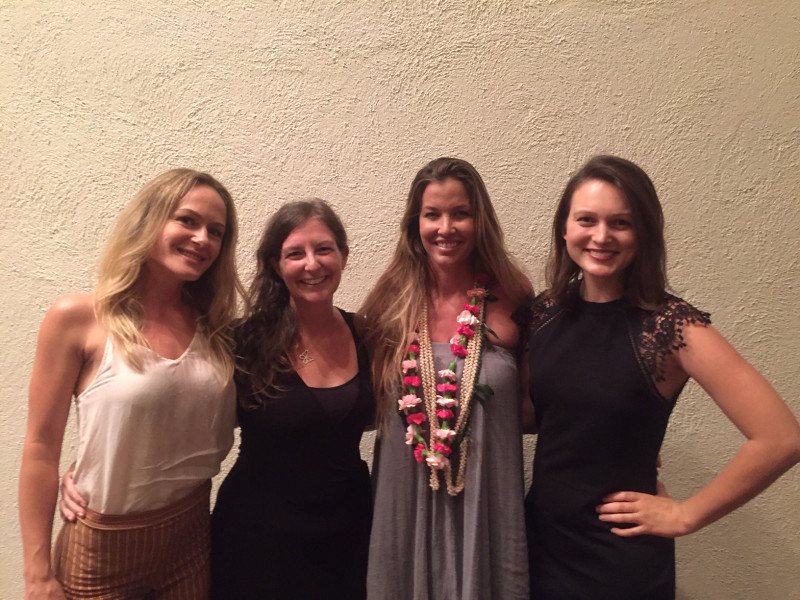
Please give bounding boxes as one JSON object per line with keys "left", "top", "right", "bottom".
{"left": 586, "top": 249, "right": 616, "bottom": 261}
{"left": 300, "top": 276, "right": 327, "bottom": 285}
{"left": 178, "top": 248, "right": 206, "bottom": 262}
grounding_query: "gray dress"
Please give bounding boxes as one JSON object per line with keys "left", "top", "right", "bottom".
{"left": 367, "top": 342, "right": 529, "bottom": 600}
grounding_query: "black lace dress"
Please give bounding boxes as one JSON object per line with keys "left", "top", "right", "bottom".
{"left": 523, "top": 290, "right": 710, "bottom": 600}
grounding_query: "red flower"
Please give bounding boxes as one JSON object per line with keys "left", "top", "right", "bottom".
{"left": 464, "top": 304, "right": 480, "bottom": 315}
{"left": 403, "top": 375, "right": 421, "bottom": 387}
{"left": 457, "top": 325, "right": 474, "bottom": 338}
{"left": 474, "top": 273, "right": 490, "bottom": 285}
{"left": 407, "top": 344, "right": 420, "bottom": 354}
{"left": 437, "top": 409, "right": 455, "bottom": 420}
{"left": 414, "top": 443, "right": 427, "bottom": 463}
{"left": 451, "top": 344, "right": 468, "bottom": 358}
{"left": 436, "top": 383, "right": 458, "bottom": 393}
{"left": 407, "top": 412, "right": 427, "bottom": 425}
{"left": 433, "top": 442, "right": 452, "bottom": 455}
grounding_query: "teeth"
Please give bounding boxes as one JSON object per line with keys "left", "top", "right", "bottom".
{"left": 588, "top": 250, "right": 613, "bottom": 259}
{"left": 437, "top": 242, "right": 458, "bottom": 248}
{"left": 302, "top": 277, "right": 326, "bottom": 285}
{"left": 179, "top": 249, "right": 204, "bottom": 261}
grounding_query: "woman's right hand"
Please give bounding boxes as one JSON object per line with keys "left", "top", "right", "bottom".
{"left": 59, "top": 464, "right": 86, "bottom": 522}
{"left": 25, "top": 576, "right": 67, "bottom": 600}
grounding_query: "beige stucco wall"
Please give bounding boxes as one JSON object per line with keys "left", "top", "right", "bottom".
{"left": 2, "top": 1, "right": 798, "bottom": 598}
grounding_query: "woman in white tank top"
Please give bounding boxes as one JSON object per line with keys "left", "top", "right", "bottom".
{"left": 19, "top": 169, "right": 244, "bottom": 600}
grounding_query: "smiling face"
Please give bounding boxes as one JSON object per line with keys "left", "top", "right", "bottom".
{"left": 418, "top": 177, "right": 475, "bottom": 273}
{"left": 147, "top": 184, "right": 227, "bottom": 282}
{"left": 563, "top": 179, "right": 638, "bottom": 301}
{"left": 272, "top": 217, "right": 347, "bottom": 307}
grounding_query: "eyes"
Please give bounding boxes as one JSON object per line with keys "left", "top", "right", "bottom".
{"left": 175, "top": 214, "right": 225, "bottom": 239}
{"left": 282, "top": 245, "right": 336, "bottom": 260}
{"left": 421, "top": 207, "right": 472, "bottom": 220}
{"left": 575, "top": 214, "right": 632, "bottom": 229}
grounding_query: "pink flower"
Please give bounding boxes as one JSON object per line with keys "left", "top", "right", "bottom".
{"left": 432, "top": 442, "right": 452, "bottom": 455}
{"left": 467, "top": 287, "right": 487, "bottom": 299}
{"left": 414, "top": 443, "right": 427, "bottom": 463}
{"left": 436, "top": 383, "right": 458, "bottom": 393}
{"left": 407, "top": 412, "right": 427, "bottom": 425}
{"left": 407, "top": 344, "right": 420, "bottom": 355}
{"left": 437, "top": 368, "right": 456, "bottom": 379}
{"left": 403, "top": 375, "right": 421, "bottom": 387}
{"left": 464, "top": 303, "right": 480, "bottom": 315}
{"left": 426, "top": 453, "right": 449, "bottom": 470}
{"left": 474, "top": 273, "right": 490, "bottom": 285}
{"left": 437, "top": 409, "right": 455, "bottom": 420}
{"left": 398, "top": 394, "right": 422, "bottom": 411}
{"left": 405, "top": 425, "right": 417, "bottom": 445}
{"left": 457, "top": 310, "right": 478, "bottom": 326}
{"left": 402, "top": 359, "right": 418, "bottom": 373}
{"left": 451, "top": 344, "right": 468, "bottom": 358}
{"left": 436, "top": 396, "right": 458, "bottom": 408}
{"left": 457, "top": 325, "right": 474, "bottom": 338}
{"left": 433, "top": 428, "right": 457, "bottom": 442}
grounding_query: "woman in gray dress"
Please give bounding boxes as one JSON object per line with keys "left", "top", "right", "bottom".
{"left": 359, "top": 157, "right": 533, "bottom": 599}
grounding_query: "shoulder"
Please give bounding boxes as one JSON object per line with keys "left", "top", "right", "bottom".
{"left": 637, "top": 295, "right": 711, "bottom": 340}
{"left": 512, "top": 290, "right": 562, "bottom": 338}
{"left": 41, "top": 293, "right": 99, "bottom": 341}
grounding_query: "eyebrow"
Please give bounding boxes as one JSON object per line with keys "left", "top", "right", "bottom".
{"left": 174, "top": 207, "right": 226, "bottom": 230}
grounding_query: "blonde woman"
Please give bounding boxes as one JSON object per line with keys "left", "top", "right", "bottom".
{"left": 19, "top": 169, "right": 242, "bottom": 599}
{"left": 360, "top": 157, "right": 533, "bottom": 599}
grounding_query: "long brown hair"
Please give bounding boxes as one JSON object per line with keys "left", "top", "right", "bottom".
{"left": 236, "top": 199, "right": 348, "bottom": 409}
{"left": 546, "top": 155, "right": 668, "bottom": 309}
{"left": 359, "top": 157, "right": 530, "bottom": 428}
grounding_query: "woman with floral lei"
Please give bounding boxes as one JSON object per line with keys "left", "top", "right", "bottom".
{"left": 523, "top": 155, "right": 800, "bottom": 599}
{"left": 210, "top": 199, "right": 374, "bottom": 599}
{"left": 360, "top": 157, "right": 533, "bottom": 599}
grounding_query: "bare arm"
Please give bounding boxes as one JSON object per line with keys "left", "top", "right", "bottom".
{"left": 19, "top": 295, "right": 94, "bottom": 598}
{"left": 598, "top": 323, "right": 800, "bottom": 537}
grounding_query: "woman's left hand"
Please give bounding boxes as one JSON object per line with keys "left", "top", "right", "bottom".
{"left": 596, "top": 481, "right": 693, "bottom": 538}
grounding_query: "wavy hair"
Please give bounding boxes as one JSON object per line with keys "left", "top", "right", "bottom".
{"left": 236, "top": 199, "right": 348, "bottom": 409}
{"left": 95, "top": 168, "right": 244, "bottom": 379}
{"left": 546, "top": 155, "right": 668, "bottom": 309}
{"left": 358, "top": 157, "right": 530, "bottom": 428}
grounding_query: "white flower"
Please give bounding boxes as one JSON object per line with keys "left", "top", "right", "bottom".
{"left": 437, "top": 368, "right": 456, "bottom": 379}
{"left": 405, "top": 425, "right": 417, "bottom": 445}
{"left": 426, "top": 453, "right": 450, "bottom": 470}
{"left": 457, "top": 310, "right": 478, "bottom": 326}
{"left": 433, "top": 428, "right": 457, "bottom": 442}
{"left": 436, "top": 395, "right": 458, "bottom": 408}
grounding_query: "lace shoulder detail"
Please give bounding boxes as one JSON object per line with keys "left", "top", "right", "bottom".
{"left": 511, "top": 293, "right": 561, "bottom": 350}
{"left": 635, "top": 295, "right": 711, "bottom": 383}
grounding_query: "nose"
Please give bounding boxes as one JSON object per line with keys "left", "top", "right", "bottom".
{"left": 593, "top": 223, "right": 611, "bottom": 244}
{"left": 304, "top": 252, "right": 320, "bottom": 270}
{"left": 192, "top": 227, "right": 209, "bottom": 245}
{"left": 438, "top": 216, "right": 454, "bottom": 233}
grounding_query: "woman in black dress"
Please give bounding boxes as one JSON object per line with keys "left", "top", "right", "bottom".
{"left": 210, "top": 199, "right": 373, "bottom": 599}
{"left": 523, "top": 155, "right": 800, "bottom": 599}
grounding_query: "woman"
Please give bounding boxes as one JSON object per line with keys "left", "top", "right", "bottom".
{"left": 361, "top": 157, "right": 533, "bottom": 599}
{"left": 209, "top": 200, "right": 374, "bottom": 599}
{"left": 523, "top": 155, "right": 800, "bottom": 599}
{"left": 19, "top": 169, "right": 242, "bottom": 599}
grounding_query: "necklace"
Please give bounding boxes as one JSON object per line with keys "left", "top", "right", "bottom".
{"left": 399, "top": 274, "right": 490, "bottom": 496}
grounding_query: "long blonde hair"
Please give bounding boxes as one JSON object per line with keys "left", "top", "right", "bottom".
{"left": 358, "top": 157, "right": 530, "bottom": 429}
{"left": 95, "top": 168, "right": 244, "bottom": 379}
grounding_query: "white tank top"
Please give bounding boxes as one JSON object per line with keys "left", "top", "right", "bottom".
{"left": 72, "top": 333, "right": 235, "bottom": 514}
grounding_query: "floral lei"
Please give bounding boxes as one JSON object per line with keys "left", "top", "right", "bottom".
{"left": 399, "top": 273, "right": 493, "bottom": 496}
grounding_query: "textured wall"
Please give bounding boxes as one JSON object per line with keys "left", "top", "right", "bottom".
{"left": 2, "top": 1, "right": 798, "bottom": 598}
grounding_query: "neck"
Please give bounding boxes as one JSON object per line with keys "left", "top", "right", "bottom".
{"left": 428, "top": 262, "right": 475, "bottom": 301}
{"left": 137, "top": 270, "right": 188, "bottom": 318}
{"left": 292, "top": 298, "right": 340, "bottom": 334}
{"left": 580, "top": 276, "right": 624, "bottom": 303}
